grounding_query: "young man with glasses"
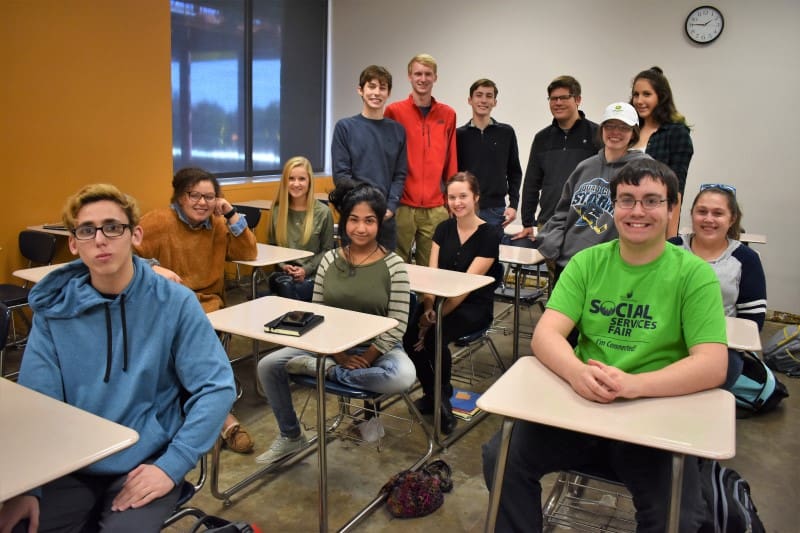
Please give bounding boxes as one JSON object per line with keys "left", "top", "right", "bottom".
{"left": 0, "top": 184, "right": 236, "bottom": 533}
{"left": 134, "top": 167, "right": 258, "bottom": 454}
{"left": 483, "top": 159, "right": 728, "bottom": 531}
{"left": 512, "top": 76, "right": 601, "bottom": 246}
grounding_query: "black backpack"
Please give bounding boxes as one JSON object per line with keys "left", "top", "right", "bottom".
{"left": 763, "top": 324, "right": 800, "bottom": 377}
{"left": 698, "top": 459, "right": 765, "bottom": 533}
{"left": 730, "top": 350, "right": 789, "bottom": 417}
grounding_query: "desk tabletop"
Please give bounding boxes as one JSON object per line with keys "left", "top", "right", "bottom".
{"left": 406, "top": 263, "right": 494, "bottom": 298}
{"left": 13, "top": 263, "right": 65, "bottom": 284}
{"left": 499, "top": 244, "right": 545, "bottom": 266}
{"left": 233, "top": 199, "right": 273, "bottom": 210}
{"left": 27, "top": 224, "right": 71, "bottom": 237}
{"left": 0, "top": 379, "right": 139, "bottom": 501}
{"left": 477, "top": 357, "right": 735, "bottom": 459}
{"left": 231, "top": 243, "right": 313, "bottom": 268}
{"left": 206, "top": 295, "right": 397, "bottom": 354}
{"left": 739, "top": 233, "right": 767, "bottom": 245}
{"left": 726, "top": 316, "right": 762, "bottom": 352}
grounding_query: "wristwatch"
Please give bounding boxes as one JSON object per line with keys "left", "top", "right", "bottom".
{"left": 223, "top": 207, "right": 238, "bottom": 220}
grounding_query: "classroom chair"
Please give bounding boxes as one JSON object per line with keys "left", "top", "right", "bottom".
{"left": 450, "top": 326, "right": 505, "bottom": 386}
{"left": 541, "top": 470, "right": 635, "bottom": 532}
{"left": 161, "top": 455, "right": 208, "bottom": 529}
{"left": 0, "top": 230, "right": 57, "bottom": 376}
{"left": 230, "top": 205, "right": 263, "bottom": 292}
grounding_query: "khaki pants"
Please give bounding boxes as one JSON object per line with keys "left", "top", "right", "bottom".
{"left": 395, "top": 205, "right": 449, "bottom": 266}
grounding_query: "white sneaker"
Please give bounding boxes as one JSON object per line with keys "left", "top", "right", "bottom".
{"left": 255, "top": 433, "right": 308, "bottom": 465}
{"left": 286, "top": 355, "right": 334, "bottom": 378}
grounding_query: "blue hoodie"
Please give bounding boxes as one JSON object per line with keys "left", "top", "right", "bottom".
{"left": 19, "top": 256, "right": 236, "bottom": 485}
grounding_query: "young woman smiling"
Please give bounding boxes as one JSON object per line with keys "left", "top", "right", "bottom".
{"left": 630, "top": 67, "right": 694, "bottom": 237}
{"left": 268, "top": 156, "right": 334, "bottom": 301}
{"left": 256, "top": 181, "right": 414, "bottom": 465}
{"left": 670, "top": 184, "right": 767, "bottom": 388}
{"left": 403, "top": 171, "right": 500, "bottom": 435}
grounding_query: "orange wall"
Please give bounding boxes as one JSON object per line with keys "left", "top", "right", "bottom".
{"left": 0, "top": 1, "right": 333, "bottom": 283}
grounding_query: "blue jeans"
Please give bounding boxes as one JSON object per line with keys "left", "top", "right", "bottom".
{"left": 257, "top": 343, "right": 416, "bottom": 438}
{"left": 479, "top": 206, "right": 511, "bottom": 244}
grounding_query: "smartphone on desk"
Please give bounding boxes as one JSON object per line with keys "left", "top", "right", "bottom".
{"left": 281, "top": 311, "right": 315, "bottom": 327}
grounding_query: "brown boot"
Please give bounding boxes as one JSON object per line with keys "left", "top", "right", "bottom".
{"left": 222, "top": 422, "right": 255, "bottom": 454}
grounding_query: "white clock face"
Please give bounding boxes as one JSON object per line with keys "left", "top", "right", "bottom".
{"left": 686, "top": 6, "right": 724, "bottom": 44}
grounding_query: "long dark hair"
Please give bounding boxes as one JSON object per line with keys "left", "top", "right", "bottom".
{"left": 328, "top": 180, "right": 387, "bottom": 245}
{"left": 631, "top": 66, "right": 688, "bottom": 126}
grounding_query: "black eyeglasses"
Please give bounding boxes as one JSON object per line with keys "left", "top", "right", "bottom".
{"left": 700, "top": 183, "right": 736, "bottom": 196}
{"left": 547, "top": 94, "right": 574, "bottom": 102}
{"left": 71, "top": 223, "right": 132, "bottom": 240}
{"left": 186, "top": 191, "right": 217, "bottom": 203}
{"left": 613, "top": 197, "right": 668, "bottom": 210}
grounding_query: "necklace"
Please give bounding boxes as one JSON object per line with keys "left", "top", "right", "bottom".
{"left": 345, "top": 244, "right": 380, "bottom": 277}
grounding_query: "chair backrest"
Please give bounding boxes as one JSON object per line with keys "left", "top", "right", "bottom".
{"left": 235, "top": 205, "right": 261, "bottom": 230}
{"left": 19, "top": 230, "right": 58, "bottom": 266}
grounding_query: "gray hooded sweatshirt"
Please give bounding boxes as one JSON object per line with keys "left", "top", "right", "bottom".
{"left": 537, "top": 149, "right": 651, "bottom": 268}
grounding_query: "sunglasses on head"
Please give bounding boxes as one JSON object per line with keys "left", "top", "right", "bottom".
{"left": 700, "top": 183, "right": 736, "bottom": 196}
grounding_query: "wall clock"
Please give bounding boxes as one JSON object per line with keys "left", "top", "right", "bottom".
{"left": 685, "top": 6, "right": 724, "bottom": 44}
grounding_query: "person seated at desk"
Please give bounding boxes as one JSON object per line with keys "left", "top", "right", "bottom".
{"left": 535, "top": 102, "right": 649, "bottom": 284}
{"left": 403, "top": 171, "right": 501, "bottom": 435}
{"left": 255, "top": 181, "right": 415, "bottom": 466}
{"left": 482, "top": 159, "right": 728, "bottom": 532}
{"left": 266, "top": 156, "right": 334, "bottom": 301}
{"left": 133, "top": 167, "right": 257, "bottom": 454}
{"left": 670, "top": 184, "right": 767, "bottom": 389}
{"left": 0, "top": 184, "right": 236, "bottom": 533}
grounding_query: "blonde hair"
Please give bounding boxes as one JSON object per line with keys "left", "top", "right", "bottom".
{"left": 62, "top": 183, "right": 140, "bottom": 229}
{"left": 407, "top": 53, "right": 437, "bottom": 74}
{"left": 272, "top": 156, "right": 316, "bottom": 246}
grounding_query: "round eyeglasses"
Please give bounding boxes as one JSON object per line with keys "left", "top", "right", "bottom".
{"left": 71, "top": 223, "right": 132, "bottom": 240}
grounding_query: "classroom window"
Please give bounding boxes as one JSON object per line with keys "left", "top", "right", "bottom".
{"left": 171, "top": 0, "right": 327, "bottom": 179}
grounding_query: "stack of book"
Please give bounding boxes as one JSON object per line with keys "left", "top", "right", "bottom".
{"left": 450, "top": 388, "right": 481, "bottom": 421}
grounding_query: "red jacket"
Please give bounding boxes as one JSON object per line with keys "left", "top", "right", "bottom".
{"left": 385, "top": 95, "right": 457, "bottom": 208}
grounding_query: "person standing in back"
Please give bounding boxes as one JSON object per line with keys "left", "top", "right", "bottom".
{"left": 332, "top": 64, "right": 407, "bottom": 251}
{"left": 385, "top": 53, "right": 457, "bottom": 266}
{"left": 512, "top": 76, "right": 600, "bottom": 247}
{"left": 456, "top": 78, "right": 522, "bottom": 241}
{"left": 630, "top": 66, "right": 694, "bottom": 237}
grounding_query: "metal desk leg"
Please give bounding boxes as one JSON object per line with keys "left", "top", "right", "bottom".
{"left": 484, "top": 418, "right": 514, "bottom": 533}
{"left": 317, "top": 354, "right": 328, "bottom": 532}
{"left": 667, "top": 453, "right": 685, "bottom": 533}
{"left": 432, "top": 296, "right": 445, "bottom": 446}
{"left": 513, "top": 264, "right": 522, "bottom": 361}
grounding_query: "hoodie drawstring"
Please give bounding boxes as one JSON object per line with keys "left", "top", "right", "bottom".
{"left": 102, "top": 295, "right": 130, "bottom": 383}
{"left": 103, "top": 304, "right": 112, "bottom": 383}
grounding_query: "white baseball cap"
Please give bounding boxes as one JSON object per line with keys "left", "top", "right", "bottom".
{"left": 601, "top": 102, "right": 638, "bottom": 127}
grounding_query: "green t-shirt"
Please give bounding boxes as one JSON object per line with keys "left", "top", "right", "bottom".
{"left": 547, "top": 241, "right": 727, "bottom": 373}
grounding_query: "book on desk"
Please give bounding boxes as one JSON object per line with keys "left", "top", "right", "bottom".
{"left": 264, "top": 311, "right": 324, "bottom": 336}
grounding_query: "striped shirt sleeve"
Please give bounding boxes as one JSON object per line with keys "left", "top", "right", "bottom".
{"left": 732, "top": 244, "right": 767, "bottom": 330}
{"left": 372, "top": 253, "right": 410, "bottom": 354}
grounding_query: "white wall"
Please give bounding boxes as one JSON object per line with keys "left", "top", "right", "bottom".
{"left": 330, "top": 0, "right": 800, "bottom": 313}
